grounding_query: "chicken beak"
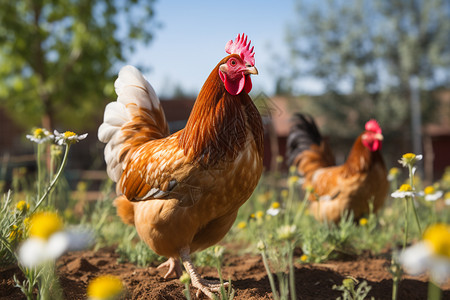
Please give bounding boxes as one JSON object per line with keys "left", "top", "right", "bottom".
{"left": 375, "top": 133, "right": 384, "bottom": 141}
{"left": 219, "top": 63, "right": 228, "bottom": 73}
{"left": 244, "top": 66, "right": 258, "bottom": 75}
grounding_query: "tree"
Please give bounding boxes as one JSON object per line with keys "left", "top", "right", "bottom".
{"left": 0, "top": 0, "right": 158, "bottom": 131}
{"left": 287, "top": 0, "right": 450, "bottom": 139}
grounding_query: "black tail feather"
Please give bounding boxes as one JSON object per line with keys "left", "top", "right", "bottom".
{"left": 286, "top": 113, "right": 322, "bottom": 166}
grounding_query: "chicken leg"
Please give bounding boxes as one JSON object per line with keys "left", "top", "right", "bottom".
{"left": 180, "top": 247, "right": 229, "bottom": 298}
{"left": 157, "top": 257, "right": 183, "bottom": 279}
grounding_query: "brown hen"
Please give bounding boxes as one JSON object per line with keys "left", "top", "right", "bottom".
{"left": 286, "top": 113, "right": 388, "bottom": 223}
{"left": 98, "top": 34, "right": 263, "bottom": 297}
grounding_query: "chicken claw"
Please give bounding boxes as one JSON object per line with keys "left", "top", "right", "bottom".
{"left": 180, "top": 247, "right": 229, "bottom": 298}
{"left": 157, "top": 257, "right": 182, "bottom": 279}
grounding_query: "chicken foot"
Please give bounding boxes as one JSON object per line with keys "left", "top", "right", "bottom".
{"left": 157, "top": 257, "right": 182, "bottom": 279}
{"left": 180, "top": 247, "right": 229, "bottom": 298}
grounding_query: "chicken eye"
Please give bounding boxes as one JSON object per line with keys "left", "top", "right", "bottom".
{"left": 230, "top": 59, "right": 236, "bottom": 66}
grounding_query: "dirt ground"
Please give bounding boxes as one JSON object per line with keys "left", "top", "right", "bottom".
{"left": 1, "top": 246, "right": 449, "bottom": 299}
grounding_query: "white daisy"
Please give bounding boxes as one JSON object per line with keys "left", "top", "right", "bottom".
{"left": 398, "top": 153, "right": 423, "bottom": 167}
{"left": 422, "top": 186, "right": 444, "bottom": 202}
{"left": 54, "top": 130, "right": 88, "bottom": 145}
{"left": 18, "top": 212, "right": 94, "bottom": 268}
{"left": 26, "top": 128, "right": 54, "bottom": 144}
{"left": 266, "top": 202, "right": 281, "bottom": 216}
{"left": 391, "top": 184, "right": 415, "bottom": 198}
{"left": 400, "top": 223, "right": 450, "bottom": 285}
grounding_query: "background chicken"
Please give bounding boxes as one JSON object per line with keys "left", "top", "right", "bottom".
{"left": 98, "top": 34, "right": 263, "bottom": 297}
{"left": 286, "top": 113, "right": 388, "bottom": 223}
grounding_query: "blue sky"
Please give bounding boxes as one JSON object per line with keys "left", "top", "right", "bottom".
{"left": 124, "top": 0, "right": 319, "bottom": 97}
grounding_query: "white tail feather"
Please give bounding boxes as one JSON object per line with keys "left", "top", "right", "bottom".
{"left": 98, "top": 65, "right": 161, "bottom": 182}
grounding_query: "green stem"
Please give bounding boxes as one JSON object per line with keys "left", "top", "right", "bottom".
{"left": 390, "top": 257, "right": 402, "bottom": 300}
{"left": 293, "top": 189, "right": 310, "bottom": 225}
{"left": 48, "top": 152, "right": 54, "bottom": 208}
{"left": 428, "top": 280, "right": 442, "bottom": 300}
{"left": 33, "top": 144, "right": 70, "bottom": 212}
{"left": 408, "top": 165, "right": 422, "bottom": 236}
{"left": 36, "top": 143, "right": 43, "bottom": 198}
{"left": 261, "top": 249, "right": 279, "bottom": 300}
{"left": 288, "top": 242, "right": 296, "bottom": 300}
{"left": 403, "top": 197, "right": 409, "bottom": 250}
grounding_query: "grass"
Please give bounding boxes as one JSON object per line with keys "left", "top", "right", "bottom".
{"left": 1, "top": 129, "right": 450, "bottom": 299}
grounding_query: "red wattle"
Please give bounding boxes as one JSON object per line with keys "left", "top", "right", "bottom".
{"left": 244, "top": 75, "right": 252, "bottom": 94}
{"left": 219, "top": 70, "right": 246, "bottom": 95}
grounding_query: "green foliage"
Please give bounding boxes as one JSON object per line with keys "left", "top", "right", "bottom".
{"left": 286, "top": 0, "right": 449, "bottom": 138}
{"left": 0, "top": 0, "right": 158, "bottom": 130}
{"left": 333, "top": 278, "right": 374, "bottom": 300}
{"left": 115, "top": 229, "right": 162, "bottom": 267}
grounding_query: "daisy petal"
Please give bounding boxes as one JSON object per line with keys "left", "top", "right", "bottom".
{"left": 399, "top": 242, "right": 432, "bottom": 276}
{"left": 18, "top": 238, "right": 47, "bottom": 268}
{"left": 47, "top": 232, "right": 70, "bottom": 259}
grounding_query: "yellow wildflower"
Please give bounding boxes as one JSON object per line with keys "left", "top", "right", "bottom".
{"left": 8, "top": 225, "right": 22, "bottom": 241}
{"left": 304, "top": 184, "right": 314, "bottom": 193}
{"left": 237, "top": 221, "right": 247, "bottom": 229}
{"left": 288, "top": 176, "right": 299, "bottom": 185}
{"left": 29, "top": 212, "right": 63, "bottom": 240}
{"left": 389, "top": 167, "right": 399, "bottom": 176}
{"left": 179, "top": 272, "right": 191, "bottom": 285}
{"left": 359, "top": 218, "right": 368, "bottom": 226}
{"left": 281, "top": 189, "right": 289, "bottom": 198}
{"left": 87, "top": 275, "right": 124, "bottom": 300}
{"left": 23, "top": 217, "right": 31, "bottom": 228}
{"left": 300, "top": 254, "right": 308, "bottom": 262}
{"left": 276, "top": 155, "right": 284, "bottom": 163}
{"left": 16, "top": 200, "right": 30, "bottom": 212}
{"left": 255, "top": 210, "right": 264, "bottom": 219}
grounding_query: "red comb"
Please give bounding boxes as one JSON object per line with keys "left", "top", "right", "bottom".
{"left": 225, "top": 33, "right": 255, "bottom": 66}
{"left": 365, "top": 119, "right": 382, "bottom": 133}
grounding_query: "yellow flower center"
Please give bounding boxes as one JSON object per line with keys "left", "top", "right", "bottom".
{"left": 402, "top": 153, "right": 416, "bottom": 160}
{"left": 424, "top": 186, "right": 435, "bottom": 195}
{"left": 63, "top": 131, "right": 76, "bottom": 138}
{"left": 271, "top": 202, "right": 280, "bottom": 209}
{"left": 399, "top": 184, "right": 413, "bottom": 192}
{"left": 445, "top": 192, "right": 450, "bottom": 200}
{"left": 237, "top": 221, "right": 247, "bottom": 229}
{"left": 33, "top": 128, "right": 45, "bottom": 138}
{"left": 29, "top": 212, "right": 63, "bottom": 240}
{"left": 179, "top": 272, "right": 191, "bottom": 284}
{"left": 359, "top": 218, "right": 368, "bottom": 226}
{"left": 255, "top": 210, "right": 264, "bottom": 219}
{"left": 276, "top": 155, "right": 284, "bottom": 163}
{"left": 8, "top": 225, "right": 22, "bottom": 241}
{"left": 16, "top": 200, "right": 30, "bottom": 212}
{"left": 304, "top": 184, "right": 314, "bottom": 193}
{"left": 288, "top": 176, "right": 299, "bottom": 185}
{"left": 277, "top": 224, "right": 297, "bottom": 240}
{"left": 423, "top": 224, "right": 450, "bottom": 258}
{"left": 300, "top": 254, "right": 308, "bottom": 262}
{"left": 87, "top": 275, "right": 123, "bottom": 299}
{"left": 389, "top": 167, "right": 399, "bottom": 176}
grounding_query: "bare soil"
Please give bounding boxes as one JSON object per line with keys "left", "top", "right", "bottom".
{"left": 1, "top": 246, "right": 449, "bottom": 299}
